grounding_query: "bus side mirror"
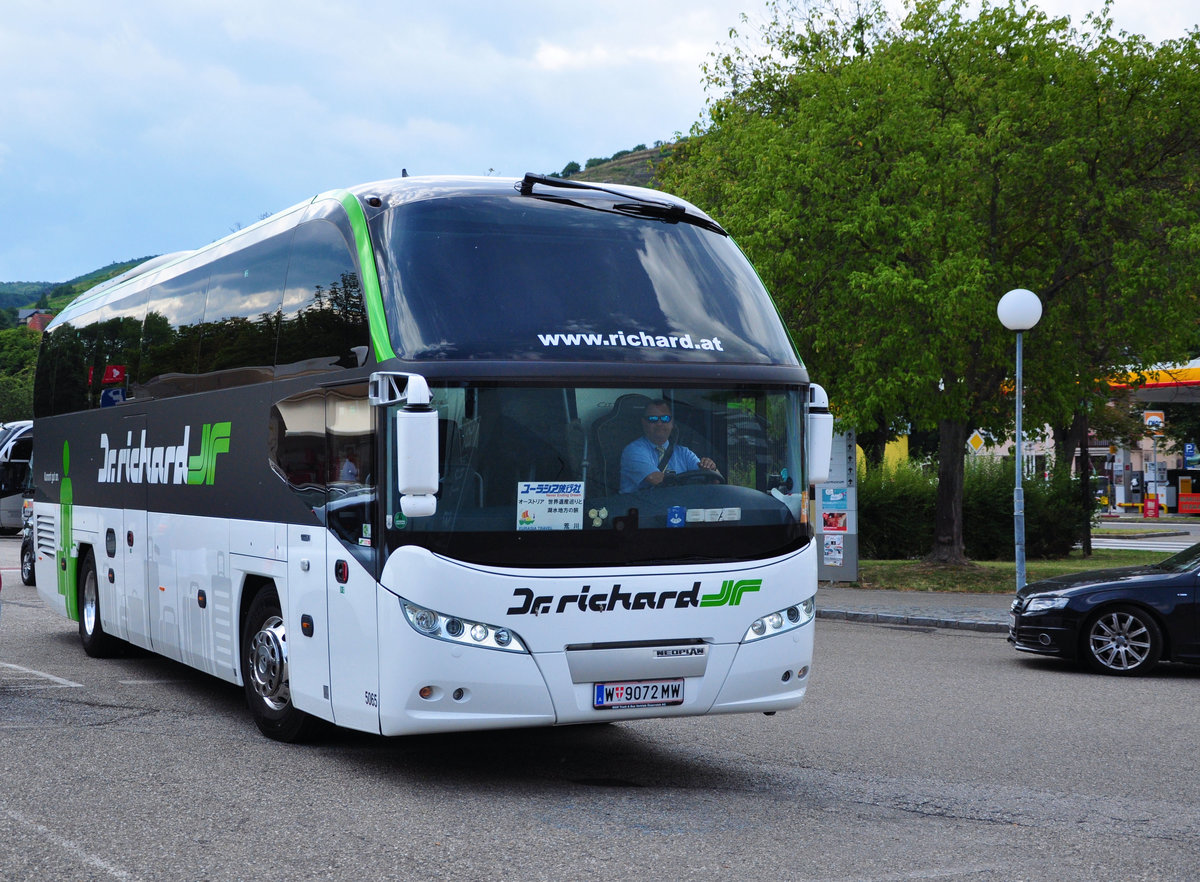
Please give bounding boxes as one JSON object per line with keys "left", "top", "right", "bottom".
{"left": 806, "top": 383, "right": 833, "bottom": 486}
{"left": 395, "top": 404, "right": 439, "bottom": 517}
{"left": 371, "top": 372, "right": 439, "bottom": 518}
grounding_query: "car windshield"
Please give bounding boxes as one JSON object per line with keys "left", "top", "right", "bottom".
{"left": 383, "top": 384, "right": 811, "bottom": 568}
{"left": 1152, "top": 542, "right": 1200, "bottom": 573}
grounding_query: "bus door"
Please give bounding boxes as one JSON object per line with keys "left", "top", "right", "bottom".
{"left": 324, "top": 390, "right": 380, "bottom": 733}
{"left": 286, "top": 524, "right": 332, "bottom": 720}
{"left": 121, "top": 414, "right": 150, "bottom": 650}
{"left": 125, "top": 411, "right": 180, "bottom": 662}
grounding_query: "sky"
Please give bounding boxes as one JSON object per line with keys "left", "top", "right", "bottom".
{"left": 2, "top": 0, "right": 1196, "bottom": 284}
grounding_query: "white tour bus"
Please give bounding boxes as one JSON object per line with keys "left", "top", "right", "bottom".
{"left": 34, "top": 174, "right": 832, "bottom": 741}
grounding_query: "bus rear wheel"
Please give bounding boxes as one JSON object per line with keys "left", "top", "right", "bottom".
{"left": 79, "top": 549, "right": 119, "bottom": 657}
{"left": 241, "top": 587, "right": 315, "bottom": 742}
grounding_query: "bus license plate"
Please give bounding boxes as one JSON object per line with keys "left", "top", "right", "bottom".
{"left": 593, "top": 679, "right": 684, "bottom": 710}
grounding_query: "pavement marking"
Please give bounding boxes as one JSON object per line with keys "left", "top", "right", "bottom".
{"left": 0, "top": 662, "right": 84, "bottom": 689}
{"left": 4, "top": 808, "right": 142, "bottom": 881}
{"left": 1089, "top": 538, "right": 1192, "bottom": 552}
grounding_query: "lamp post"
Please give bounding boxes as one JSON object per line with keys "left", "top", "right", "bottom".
{"left": 998, "top": 288, "right": 1042, "bottom": 591}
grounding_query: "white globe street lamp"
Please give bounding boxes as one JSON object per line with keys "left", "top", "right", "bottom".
{"left": 998, "top": 288, "right": 1042, "bottom": 591}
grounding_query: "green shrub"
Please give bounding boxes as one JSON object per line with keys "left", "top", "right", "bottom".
{"left": 858, "top": 458, "right": 1091, "bottom": 560}
{"left": 857, "top": 459, "right": 936, "bottom": 559}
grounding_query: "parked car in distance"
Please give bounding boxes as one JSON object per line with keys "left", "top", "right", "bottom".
{"left": 0, "top": 419, "right": 32, "bottom": 532}
{"left": 1010, "top": 544, "right": 1200, "bottom": 675}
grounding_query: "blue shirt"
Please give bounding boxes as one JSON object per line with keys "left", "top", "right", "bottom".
{"left": 619, "top": 436, "right": 701, "bottom": 492}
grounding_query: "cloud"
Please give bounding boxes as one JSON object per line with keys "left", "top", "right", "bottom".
{"left": 533, "top": 37, "right": 714, "bottom": 73}
{"left": 3, "top": 0, "right": 1193, "bottom": 281}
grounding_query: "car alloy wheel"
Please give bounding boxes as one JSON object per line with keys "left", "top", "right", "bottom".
{"left": 1085, "top": 605, "right": 1162, "bottom": 675}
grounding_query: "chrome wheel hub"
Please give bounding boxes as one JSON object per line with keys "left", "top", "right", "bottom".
{"left": 248, "top": 615, "right": 290, "bottom": 710}
{"left": 82, "top": 572, "right": 98, "bottom": 636}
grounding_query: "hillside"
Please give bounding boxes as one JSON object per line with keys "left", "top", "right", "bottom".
{"left": 44, "top": 258, "right": 152, "bottom": 310}
{"left": 566, "top": 145, "right": 673, "bottom": 189}
{"left": 0, "top": 258, "right": 152, "bottom": 317}
{"left": 0, "top": 283, "right": 52, "bottom": 311}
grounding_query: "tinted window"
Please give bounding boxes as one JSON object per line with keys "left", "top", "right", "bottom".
{"left": 139, "top": 265, "right": 210, "bottom": 398}
{"left": 270, "top": 385, "right": 375, "bottom": 568}
{"left": 194, "top": 232, "right": 292, "bottom": 390}
{"left": 34, "top": 282, "right": 148, "bottom": 416}
{"left": 372, "top": 195, "right": 798, "bottom": 364}
{"left": 276, "top": 219, "right": 369, "bottom": 377}
{"left": 35, "top": 324, "right": 87, "bottom": 416}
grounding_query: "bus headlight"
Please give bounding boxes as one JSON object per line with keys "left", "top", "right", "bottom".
{"left": 402, "top": 601, "right": 528, "bottom": 653}
{"left": 743, "top": 597, "right": 815, "bottom": 642}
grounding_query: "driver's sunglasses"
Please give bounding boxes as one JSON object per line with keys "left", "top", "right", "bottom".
{"left": 644, "top": 414, "right": 672, "bottom": 423}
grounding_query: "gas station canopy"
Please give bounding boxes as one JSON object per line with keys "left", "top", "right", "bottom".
{"left": 1115, "top": 360, "right": 1200, "bottom": 405}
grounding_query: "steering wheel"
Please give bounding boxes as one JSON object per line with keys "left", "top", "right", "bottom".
{"left": 660, "top": 468, "right": 724, "bottom": 487}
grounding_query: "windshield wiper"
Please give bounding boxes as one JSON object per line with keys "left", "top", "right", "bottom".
{"left": 517, "top": 172, "right": 727, "bottom": 236}
{"left": 608, "top": 201, "right": 726, "bottom": 235}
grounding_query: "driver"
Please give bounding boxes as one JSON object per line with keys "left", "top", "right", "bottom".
{"left": 619, "top": 399, "right": 716, "bottom": 492}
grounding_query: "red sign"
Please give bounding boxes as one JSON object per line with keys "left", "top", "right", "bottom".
{"left": 1178, "top": 494, "right": 1200, "bottom": 515}
{"left": 1144, "top": 494, "right": 1160, "bottom": 518}
{"left": 89, "top": 365, "right": 127, "bottom": 385}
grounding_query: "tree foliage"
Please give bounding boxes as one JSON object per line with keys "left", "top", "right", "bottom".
{"left": 661, "top": 0, "right": 1200, "bottom": 563}
{"left": 0, "top": 328, "right": 39, "bottom": 421}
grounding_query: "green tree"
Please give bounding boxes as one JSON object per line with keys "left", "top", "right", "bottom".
{"left": 0, "top": 368, "right": 34, "bottom": 422}
{"left": 0, "top": 327, "right": 39, "bottom": 421}
{"left": 662, "top": 0, "right": 1200, "bottom": 563}
{"left": 0, "top": 326, "right": 40, "bottom": 375}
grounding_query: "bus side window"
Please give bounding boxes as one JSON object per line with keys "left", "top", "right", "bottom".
{"left": 276, "top": 219, "right": 369, "bottom": 378}
{"left": 140, "top": 266, "right": 211, "bottom": 399}
{"left": 34, "top": 285, "right": 147, "bottom": 416}
{"left": 325, "top": 386, "right": 375, "bottom": 565}
{"left": 194, "top": 231, "right": 292, "bottom": 391}
{"left": 34, "top": 324, "right": 88, "bottom": 416}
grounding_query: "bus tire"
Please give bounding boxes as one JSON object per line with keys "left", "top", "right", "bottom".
{"left": 20, "top": 536, "right": 35, "bottom": 586}
{"left": 79, "top": 549, "right": 119, "bottom": 657}
{"left": 242, "top": 586, "right": 314, "bottom": 742}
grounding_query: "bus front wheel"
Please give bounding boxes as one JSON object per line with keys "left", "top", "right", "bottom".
{"left": 241, "top": 587, "right": 315, "bottom": 742}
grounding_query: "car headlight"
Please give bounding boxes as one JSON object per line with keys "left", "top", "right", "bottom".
{"left": 402, "top": 600, "right": 528, "bottom": 653}
{"left": 743, "top": 597, "right": 815, "bottom": 642}
{"left": 1024, "top": 595, "right": 1070, "bottom": 613}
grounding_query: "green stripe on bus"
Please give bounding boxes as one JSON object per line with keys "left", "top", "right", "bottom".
{"left": 337, "top": 190, "right": 397, "bottom": 363}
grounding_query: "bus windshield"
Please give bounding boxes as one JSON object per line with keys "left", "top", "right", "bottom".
{"left": 383, "top": 385, "right": 809, "bottom": 568}
{"left": 371, "top": 194, "right": 799, "bottom": 365}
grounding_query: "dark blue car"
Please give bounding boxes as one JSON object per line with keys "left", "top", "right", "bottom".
{"left": 1010, "top": 545, "right": 1200, "bottom": 675}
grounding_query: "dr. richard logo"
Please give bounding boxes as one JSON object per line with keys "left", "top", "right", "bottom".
{"left": 506, "top": 578, "right": 763, "bottom": 616}
{"left": 96, "top": 422, "right": 231, "bottom": 486}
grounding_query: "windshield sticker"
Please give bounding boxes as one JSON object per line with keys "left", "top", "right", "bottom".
{"left": 686, "top": 507, "right": 742, "bottom": 523}
{"left": 517, "top": 481, "right": 584, "bottom": 531}
{"left": 537, "top": 331, "right": 725, "bottom": 352}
